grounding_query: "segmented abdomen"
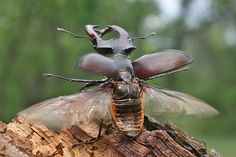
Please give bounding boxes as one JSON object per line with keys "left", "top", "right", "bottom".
{"left": 111, "top": 98, "right": 144, "bottom": 137}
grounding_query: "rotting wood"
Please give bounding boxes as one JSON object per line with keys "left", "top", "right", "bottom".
{"left": 0, "top": 116, "right": 221, "bottom": 157}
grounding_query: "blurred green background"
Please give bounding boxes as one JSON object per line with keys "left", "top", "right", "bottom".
{"left": 0, "top": 0, "right": 235, "bottom": 156}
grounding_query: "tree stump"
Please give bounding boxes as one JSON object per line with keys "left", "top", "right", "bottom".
{"left": 0, "top": 116, "right": 221, "bottom": 157}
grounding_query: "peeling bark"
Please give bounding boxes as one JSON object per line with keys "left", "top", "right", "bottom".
{"left": 0, "top": 116, "right": 221, "bottom": 157}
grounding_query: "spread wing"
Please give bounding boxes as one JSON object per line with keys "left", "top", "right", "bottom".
{"left": 18, "top": 85, "right": 113, "bottom": 137}
{"left": 143, "top": 85, "right": 219, "bottom": 117}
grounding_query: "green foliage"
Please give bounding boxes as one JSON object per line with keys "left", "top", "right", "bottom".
{"left": 0, "top": 1, "right": 235, "bottom": 155}
{"left": 0, "top": 0, "right": 157, "bottom": 120}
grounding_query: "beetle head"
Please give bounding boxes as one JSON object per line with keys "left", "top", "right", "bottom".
{"left": 85, "top": 25, "right": 136, "bottom": 56}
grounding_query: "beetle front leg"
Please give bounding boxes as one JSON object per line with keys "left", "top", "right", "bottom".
{"left": 43, "top": 73, "right": 108, "bottom": 84}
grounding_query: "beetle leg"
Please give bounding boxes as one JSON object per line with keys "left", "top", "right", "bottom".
{"left": 43, "top": 73, "right": 108, "bottom": 84}
{"left": 73, "top": 121, "right": 103, "bottom": 147}
{"left": 143, "top": 115, "right": 164, "bottom": 131}
{"left": 79, "top": 83, "right": 91, "bottom": 91}
{"left": 145, "top": 66, "right": 189, "bottom": 80}
{"left": 79, "top": 82, "right": 101, "bottom": 91}
{"left": 104, "top": 123, "right": 113, "bottom": 135}
{"left": 80, "top": 78, "right": 111, "bottom": 91}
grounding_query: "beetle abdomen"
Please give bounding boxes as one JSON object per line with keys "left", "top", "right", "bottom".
{"left": 111, "top": 99, "right": 144, "bottom": 137}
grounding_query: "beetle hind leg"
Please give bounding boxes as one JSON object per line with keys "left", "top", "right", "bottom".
{"left": 73, "top": 121, "right": 104, "bottom": 147}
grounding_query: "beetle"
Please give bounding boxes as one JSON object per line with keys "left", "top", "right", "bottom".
{"left": 19, "top": 25, "right": 218, "bottom": 139}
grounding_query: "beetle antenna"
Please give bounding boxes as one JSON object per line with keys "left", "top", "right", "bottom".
{"left": 57, "top": 27, "right": 90, "bottom": 39}
{"left": 131, "top": 32, "right": 156, "bottom": 40}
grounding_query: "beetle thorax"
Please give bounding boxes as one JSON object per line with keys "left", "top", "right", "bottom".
{"left": 112, "top": 54, "right": 134, "bottom": 82}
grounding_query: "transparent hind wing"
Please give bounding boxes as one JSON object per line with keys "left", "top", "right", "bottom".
{"left": 18, "top": 85, "right": 113, "bottom": 136}
{"left": 143, "top": 85, "right": 219, "bottom": 117}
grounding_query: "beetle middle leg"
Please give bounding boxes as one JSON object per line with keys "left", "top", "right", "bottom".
{"left": 79, "top": 80, "right": 106, "bottom": 91}
{"left": 43, "top": 73, "right": 109, "bottom": 84}
{"left": 79, "top": 78, "right": 111, "bottom": 91}
{"left": 79, "top": 83, "right": 97, "bottom": 91}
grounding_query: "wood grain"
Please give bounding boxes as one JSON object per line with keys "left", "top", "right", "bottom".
{"left": 0, "top": 116, "right": 221, "bottom": 157}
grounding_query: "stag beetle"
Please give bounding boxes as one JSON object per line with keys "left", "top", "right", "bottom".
{"left": 19, "top": 25, "right": 218, "bottom": 140}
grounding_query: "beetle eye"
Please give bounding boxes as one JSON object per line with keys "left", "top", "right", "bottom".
{"left": 124, "top": 47, "right": 136, "bottom": 54}
{"left": 97, "top": 47, "right": 113, "bottom": 55}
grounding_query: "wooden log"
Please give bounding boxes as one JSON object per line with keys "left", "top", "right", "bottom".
{"left": 0, "top": 116, "right": 221, "bottom": 157}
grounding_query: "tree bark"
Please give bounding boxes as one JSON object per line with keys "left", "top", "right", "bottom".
{"left": 0, "top": 116, "right": 221, "bottom": 157}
